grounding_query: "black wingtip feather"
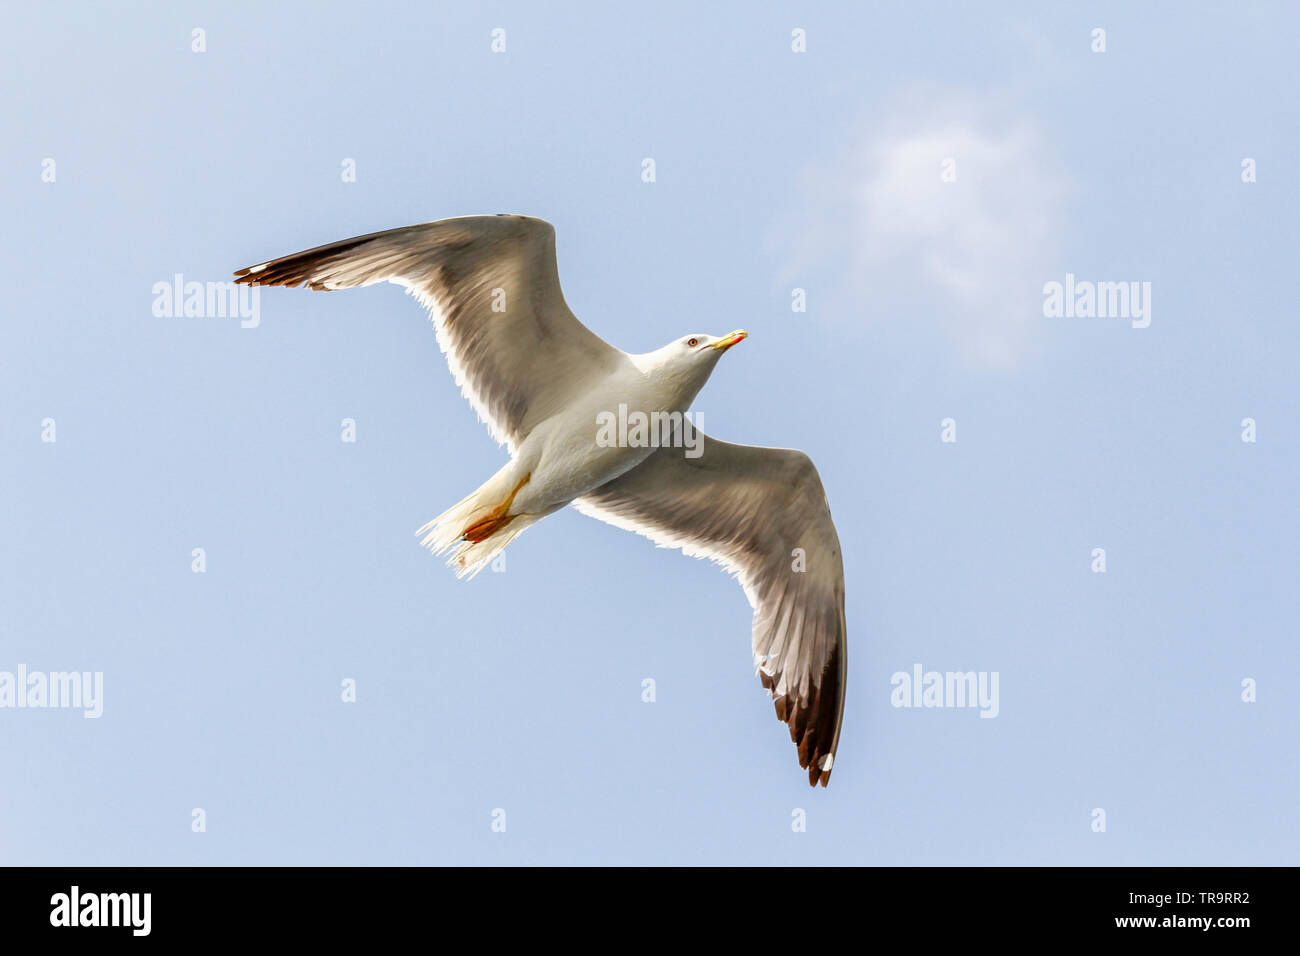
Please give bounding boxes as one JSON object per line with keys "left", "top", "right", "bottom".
{"left": 772, "top": 637, "right": 843, "bottom": 788}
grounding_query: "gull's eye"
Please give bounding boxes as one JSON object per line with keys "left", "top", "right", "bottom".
{"left": 687, "top": 337, "right": 699, "bottom": 347}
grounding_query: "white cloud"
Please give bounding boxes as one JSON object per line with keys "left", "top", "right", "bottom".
{"left": 776, "top": 91, "right": 1067, "bottom": 368}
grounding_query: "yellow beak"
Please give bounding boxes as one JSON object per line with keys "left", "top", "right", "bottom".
{"left": 711, "top": 329, "right": 749, "bottom": 352}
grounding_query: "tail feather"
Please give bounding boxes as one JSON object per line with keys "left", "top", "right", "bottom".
{"left": 416, "top": 488, "right": 486, "bottom": 556}
{"left": 444, "top": 518, "right": 535, "bottom": 579}
{"left": 416, "top": 473, "right": 537, "bottom": 579}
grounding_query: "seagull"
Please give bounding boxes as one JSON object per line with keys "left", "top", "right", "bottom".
{"left": 234, "top": 215, "right": 847, "bottom": 786}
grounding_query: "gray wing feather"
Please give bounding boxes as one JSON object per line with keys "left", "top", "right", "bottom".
{"left": 235, "top": 215, "right": 622, "bottom": 450}
{"left": 574, "top": 434, "right": 847, "bottom": 786}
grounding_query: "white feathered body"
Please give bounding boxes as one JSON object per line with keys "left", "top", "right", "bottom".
{"left": 422, "top": 346, "right": 716, "bottom": 575}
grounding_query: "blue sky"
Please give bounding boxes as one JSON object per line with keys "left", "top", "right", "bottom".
{"left": 1, "top": 1, "right": 1296, "bottom": 864}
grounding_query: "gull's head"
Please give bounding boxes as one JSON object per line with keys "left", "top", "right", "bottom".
{"left": 673, "top": 329, "right": 748, "bottom": 362}
{"left": 637, "top": 330, "right": 749, "bottom": 396}
{"left": 678, "top": 328, "right": 746, "bottom": 377}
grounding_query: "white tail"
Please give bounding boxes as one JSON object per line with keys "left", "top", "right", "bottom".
{"left": 416, "top": 466, "right": 537, "bottom": 579}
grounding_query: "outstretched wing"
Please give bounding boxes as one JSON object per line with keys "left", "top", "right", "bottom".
{"left": 234, "top": 215, "right": 623, "bottom": 451}
{"left": 574, "top": 434, "right": 847, "bottom": 787}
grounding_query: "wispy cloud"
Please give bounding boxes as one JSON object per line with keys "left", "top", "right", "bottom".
{"left": 775, "top": 90, "right": 1068, "bottom": 368}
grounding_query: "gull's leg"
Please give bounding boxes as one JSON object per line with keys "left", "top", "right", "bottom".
{"left": 460, "top": 473, "right": 530, "bottom": 543}
{"left": 416, "top": 461, "right": 545, "bottom": 579}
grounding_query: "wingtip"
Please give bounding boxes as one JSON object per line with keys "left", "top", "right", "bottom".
{"left": 812, "top": 753, "right": 834, "bottom": 787}
{"left": 232, "top": 263, "right": 268, "bottom": 283}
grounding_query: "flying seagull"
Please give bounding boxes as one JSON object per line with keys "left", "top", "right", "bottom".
{"left": 234, "top": 215, "right": 846, "bottom": 786}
